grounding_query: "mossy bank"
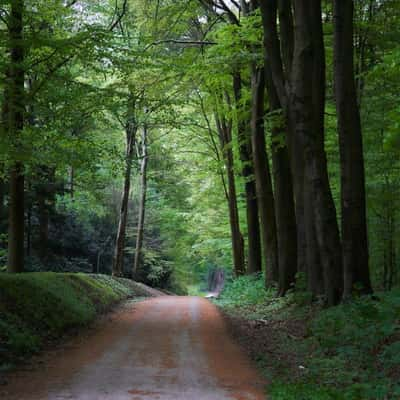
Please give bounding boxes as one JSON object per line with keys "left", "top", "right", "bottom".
{"left": 0, "top": 272, "right": 148, "bottom": 369}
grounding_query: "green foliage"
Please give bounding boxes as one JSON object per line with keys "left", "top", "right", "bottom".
{"left": 268, "top": 382, "right": 340, "bottom": 400}
{"left": 216, "top": 275, "right": 292, "bottom": 319}
{"left": 218, "top": 274, "right": 269, "bottom": 307}
{"left": 308, "top": 291, "right": 400, "bottom": 399}
{"left": 133, "top": 248, "right": 173, "bottom": 288}
{"left": 0, "top": 273, "right": 140, "bottom": 367}
{"left": 217, "top": 277, "right": 400, "bottom": 400}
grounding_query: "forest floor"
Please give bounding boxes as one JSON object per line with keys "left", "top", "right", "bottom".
{"left": 1, "top": 296, "right": 267, "bottom": 400}
{"left": 215, "top": 275, "right": 400, "bottom": 399}
{"left": 221, "top": 309, "right": 312, "bottom": 397}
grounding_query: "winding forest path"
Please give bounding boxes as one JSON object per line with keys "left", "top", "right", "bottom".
{"left": 3, "top": 297, "right": 266, "bottom": 400}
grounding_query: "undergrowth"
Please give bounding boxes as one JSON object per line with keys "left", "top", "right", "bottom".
{"left": 0, "top": 272, "right": 143, "bottom": 369}
{"left": 216, "top": 275, "right": 400, "bottom": 400}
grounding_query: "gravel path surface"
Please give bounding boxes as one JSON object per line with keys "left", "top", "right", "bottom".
{"left": 2, "top": 297, "right": 266, "bottom": 400}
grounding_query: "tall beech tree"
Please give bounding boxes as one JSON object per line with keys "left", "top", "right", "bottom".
{"left": 260, "top": 0, "right": 310, "bottom": 280}
{"left": 262, "top": 1, "right": 298, "bottom": 295}
{"left": 333, "top": 0, "right": 372, "bottom": 296}
{"left": 250, "top": 65, "right": 279, "bottom": 284}
{"left": 260, "top": 0, "right": 311, "bottom": 290}
{"left": 308, "top": 0, "right": 342, "bottom": 303}
{"left": 265, "top": 66, "right": 298, "bottom": 296}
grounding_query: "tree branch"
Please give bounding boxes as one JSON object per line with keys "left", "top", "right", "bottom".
{"left": 147, "top": 39, "right": 217, "bottom": 50}
{"left": 109, "top": 0, "right": 128, "bottom": 31}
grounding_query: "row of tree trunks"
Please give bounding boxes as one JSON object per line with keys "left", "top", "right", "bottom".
{"left": 260, "top": 0, "right": 342, "bottom": 304}
{"left": 259, "top": 0, "right": 371, "bottom": 304}
{"left": 7, "top": 0, "right": 25, "bottom": 273}
{"left": 133, "top": 125, "right": 149, "bottom": 278}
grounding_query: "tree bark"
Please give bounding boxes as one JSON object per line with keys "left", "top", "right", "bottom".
{"left": 250, "top": 65, "right": 279, "bottom": 285}
{"left": 215, "top": 112, "right": 245, "bottom": 276}
{"left": 133, "top": 125, "right": 149, "bottom": 278}
{"left": 261, "top": 0, "right": 343, "bottom": 304}
{"left": 260, "top": 0, "right": 308, "bottom": 276}
{"left": 277, "top": 0, "right": 294, "bottom": 80}
{"left": 292, "top": 0, "right": 343, "bottom": 305}
{"left": 307, "top": 0, "right": 330, "bottom": 298}
{"left": 112, "top": 97, "right": 137, "bottom": 277}
{"left": 265, "top": 65, "right": 298, "bottom": 296}
{"left": 333, "top": 0, "right": 372, "bottom": 296}
{"left": 7, "top": 0, "right": 25, "bottom": 273}
{"left": 232, "top": 72, "right": 262, "bottom": 275}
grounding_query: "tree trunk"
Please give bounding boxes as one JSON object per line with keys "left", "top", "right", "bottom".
{"left": 292, "top": 0, "right": 343, "bottom": 306}
{"left": 304, "top": 187, "right": 323, "bottom": 297}
{"left": 260, "top": 0, "right": 308, "bottom": 276}
{"left": 133, "top": 126, "right": 149, "bottom": 278}
{"left": 250, "top": 65, "right": 279, "bottom": 285}
{"left": 232, "top": 72, "right": 262, "bottom": 275}
{"left": 277, "top": 0, "right": 294, "bottom": 80}
{"left": 264, "top": 65, "right": 298, "bottom": 296}
{"left": 333, "top": 0, "right": 372, "bottom": 296}
{"left": 112, "top": 98, "right": 137, "bottom": 277}
{"left": 7, "top": 0, "right": 25, "bottom": 273}
{"left": 215, "top": 112, "right": 245, "bottom": 276}
{"left": 306, "top": 1, "right": 326, "bottom": 298}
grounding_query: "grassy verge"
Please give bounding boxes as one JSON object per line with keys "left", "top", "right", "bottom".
{"left": 0, "top": 272, "right": 146, "bottom": 370}
{"left": 216, "top": 275, "right": 400, "bottom": 400}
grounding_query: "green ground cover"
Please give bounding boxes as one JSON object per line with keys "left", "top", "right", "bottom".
{"left": 0, "top": 272, "right": 144, "bottom": 369}
{"left": 216, "top": 275, "right": 400, "bottom": 400}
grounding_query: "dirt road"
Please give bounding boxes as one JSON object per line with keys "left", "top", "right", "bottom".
{"left": 2, "top": 297, "right": 266, "bottom": 400}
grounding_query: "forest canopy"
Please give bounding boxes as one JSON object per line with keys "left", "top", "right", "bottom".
{"left": 0, "top": 0, "right": 399, "bottom": 302}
